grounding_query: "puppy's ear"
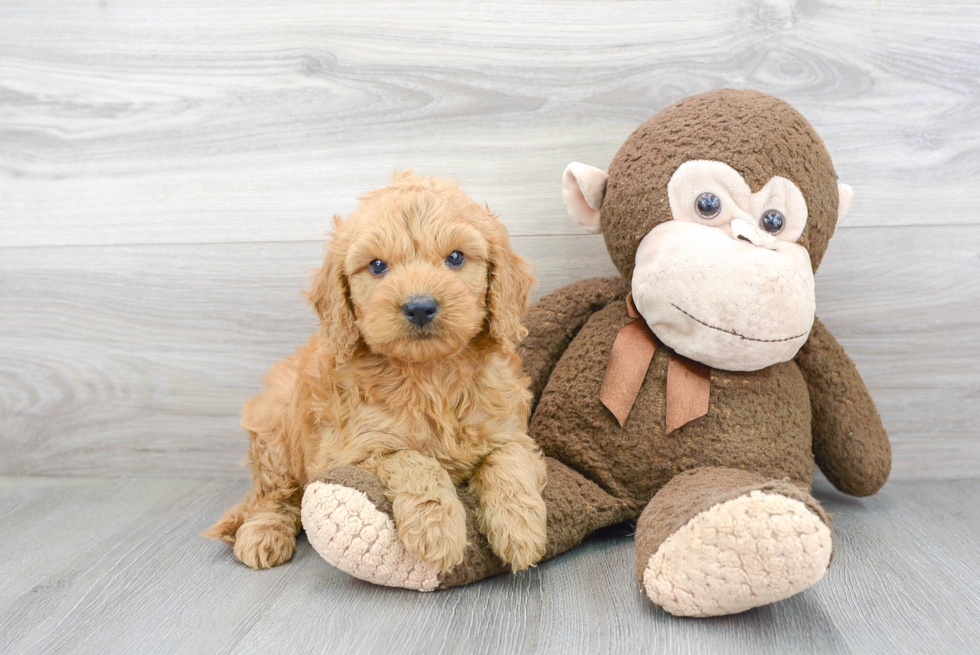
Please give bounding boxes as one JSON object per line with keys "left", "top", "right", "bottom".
{"left": 306, "top": 216, "right": 360, "bottom": 363}
{"left": 485, "top": 208, "right": 535, "bottom": 351}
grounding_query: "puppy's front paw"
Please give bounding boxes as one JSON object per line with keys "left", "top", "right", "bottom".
{"left": 480, "top": 493, "right": 547, "bottom": 572}
{"left": 393, "top": 493, "right": 468, "bottom": 572}
{"left": 233, "top": 516, "right": 296, "bottom": 569}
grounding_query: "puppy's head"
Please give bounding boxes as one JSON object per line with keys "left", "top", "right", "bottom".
{"left": 308, "top": 172, "right": 534, "bottom": 364}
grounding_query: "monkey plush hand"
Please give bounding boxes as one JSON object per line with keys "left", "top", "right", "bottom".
{"left": 303, "top": 90, "right": 890, "bottom": 616}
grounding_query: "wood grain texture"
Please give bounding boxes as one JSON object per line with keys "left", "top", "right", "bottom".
{"left": 2, "top": 0, "right": 979, "bottom": 248}
{"left": 2, "top": 226, "right": 977, "bottom": 479}
{"left": 1, "top": 476, "right": 977, "bottom": 654}
{"left": 2, "top": 1, "right": 978, "bottom": 481}
{"left": 0, "top": 235, "right": 617, "bottom": 477}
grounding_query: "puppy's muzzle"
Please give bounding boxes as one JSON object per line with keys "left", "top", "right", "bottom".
{"left": 402, "top": 296, "right": 439, "bottom": 328}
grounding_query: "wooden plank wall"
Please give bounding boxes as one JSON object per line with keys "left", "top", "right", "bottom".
{"left": 2, "top": 0, "right": 977, "bottom": 479}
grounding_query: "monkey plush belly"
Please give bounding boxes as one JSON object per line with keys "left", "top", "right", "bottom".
{"left": 681, "top": 361, "right": 814, "bottom": 490}
{"left": 529, "top": 300, "right": 814, "bottom": 512}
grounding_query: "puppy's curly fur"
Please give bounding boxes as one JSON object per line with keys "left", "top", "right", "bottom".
{"left": 206, "top": 172, "right": 547, "bottom": 574}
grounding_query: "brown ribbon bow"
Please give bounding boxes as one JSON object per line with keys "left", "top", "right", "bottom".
{"left": 599, "top": 293, "right": 711, "bottom": 433}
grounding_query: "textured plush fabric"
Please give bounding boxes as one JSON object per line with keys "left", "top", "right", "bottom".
{"left": 314, "top": 465, "right": 393, "bottom": 516}
{"left": 308, "top": 466, "right": 510, "bottom": 589}
{"left": 666, "top": 161, "right": 810, "bottom": 244}
{"left": 631, "top": 220, "right": 816, "bottom": 371}
{"left": 433, "top": 485, "right": 511, "bottom": 589}
{"left": 641, "top": 488, "right": 833, "bottom": 616}
{"left": 632, "top": 467, "right": 832, "bottom": 585}
{"left": 516, "top": 276, "right": 630, "bottom": 411}
{"left": 439, "top": 457, "right": 633, "bottom": 588}
{"left": 505, "top": 91, "right": 884, "bottom": 614}
{"left": 529, "top": 298, "right": 815, "bottom": 511}
{"left": 537, "top": 456, "right": 634, "bottom": 558}
{"left": 601, "top": 89, "right": 841, "bottom": 282}
{"left": 794, "top": 318, "right": 891, "bottom": 496}
{"left": 301, "top": 480, "right": 440, "bottom": 591}
{"left": 305, "top": 459, "right": 631, "bottom": 590}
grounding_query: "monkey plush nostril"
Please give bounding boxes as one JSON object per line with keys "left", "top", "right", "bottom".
{"left": 402, "top": 297, "right": 439, "bottom": 328}
{"left": 730, "top": 218, "right": 778, "bottom": 250}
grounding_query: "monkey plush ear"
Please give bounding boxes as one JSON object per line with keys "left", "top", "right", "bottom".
{"left": 837, "top": 183, "right": 854, "bottom": 223}
{"left": 563, "top": 162, "right": 608, "bottom": 234}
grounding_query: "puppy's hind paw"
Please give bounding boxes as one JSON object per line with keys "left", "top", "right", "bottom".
{"left": 232, "top": 515, "right": 297, "bottom": 569}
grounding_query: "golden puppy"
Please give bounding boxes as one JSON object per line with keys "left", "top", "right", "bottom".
{"left": 206, "top": 172, "right": 546, "bottom": 574}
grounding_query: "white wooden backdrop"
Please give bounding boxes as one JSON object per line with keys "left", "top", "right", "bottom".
{"left": 2, "top": 0, "right": 978, "bottom": 480}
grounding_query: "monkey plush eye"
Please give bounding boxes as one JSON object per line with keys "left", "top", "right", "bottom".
{"left": 445, "top": 251, "right": 465, "bottom": 268}
{"left": 695, "top": 192, "right": 722, "bottom": 219}
{"left": 760, "top": 210, "right": 785, "bottom": 234}
{"left": 368, "top": 259, "right": 388, "bottom": 275}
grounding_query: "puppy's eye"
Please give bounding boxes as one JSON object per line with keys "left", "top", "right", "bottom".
{"left": 445, "top": 251, "right": 465, "bottom": 268}
{"left": 695, "top": 192, "right": 722, "bottom": 219}
{"left": 368, "top": 259, "right": 388, "bottom": 275}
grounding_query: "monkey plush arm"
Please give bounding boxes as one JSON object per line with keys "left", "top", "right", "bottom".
{"left": 794, "top": 317, "right": 891, "bottom": 497}
{"left": 519, "top": 276, "right": 629, "bottom": 410}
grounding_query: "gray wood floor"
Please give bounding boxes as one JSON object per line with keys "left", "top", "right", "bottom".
{"left": 1, "top": 476, "right": 978, "bottom": 655}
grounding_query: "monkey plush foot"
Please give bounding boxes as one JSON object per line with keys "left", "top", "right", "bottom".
{"left": 301, "top": 467, "right": 440, "bottom": 591}
{"left": 635, "top": 467, "right": 833, "bottom": 617}
{"left": 303, "top": 459, "right": 636, "bottom": 591}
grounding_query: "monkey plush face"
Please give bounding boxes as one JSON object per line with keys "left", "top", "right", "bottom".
{"left": 563, "top": 90, "right": 853, "bottom": 371}
{"left": 630, "top": 160, "right": 817, "bottom": 370}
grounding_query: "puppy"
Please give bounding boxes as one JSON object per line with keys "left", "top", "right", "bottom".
{"left": 206, "top": 172, "right": 547, "bottom": 574}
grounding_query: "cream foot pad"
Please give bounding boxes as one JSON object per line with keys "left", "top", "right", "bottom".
{"left": 301, "top": 481, "right": 439, "bottom": 592}
{"left": 642, "top": 490, "right": 833, "bottom": 617}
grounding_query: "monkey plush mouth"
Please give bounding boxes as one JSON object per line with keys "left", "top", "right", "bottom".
{"left": 631, "top": 221, "right": 816, "bottom": 371}
{"left": 671, "top": 304, "right": 808, "bottom": 344}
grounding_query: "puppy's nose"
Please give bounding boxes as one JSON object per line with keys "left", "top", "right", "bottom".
{"left": 402, "top": 297, "right": 439, "bottom": 328}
